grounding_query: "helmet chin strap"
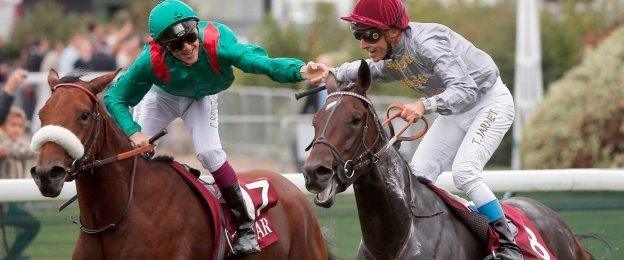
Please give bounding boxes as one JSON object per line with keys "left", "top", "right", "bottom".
{"left": 382, "top": 34, "right": 394, "bottom": 60}
{"left": 383, "top": 43, "right": 393, "bottom": 60}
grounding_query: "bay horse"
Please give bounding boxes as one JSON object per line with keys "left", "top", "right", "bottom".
{"left": 30, "top": 69, "right": 330, "bottom": 259}
{"left": 302, "top": 60, "right": 591, "bottom": 259}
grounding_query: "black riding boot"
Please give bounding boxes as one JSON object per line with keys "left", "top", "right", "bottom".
{"left": 486, "top": 217, "right": 523, "bottom": 260}
{"left": 221, "top": 183, "right": 261, "bottom": 255}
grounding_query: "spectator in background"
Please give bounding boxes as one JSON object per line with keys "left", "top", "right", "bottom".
{"left": 30, "top": 42, "right": 65, "bottom": 133}
{"left": 0, "top": 106, "right": 37, "bottom": 177}
{"left": 90, "top": 46, "right": 117, "bottom": 71}
{"left": 40, "top": 41, "right": 64, "bottom": 73}
{"left": 19, "top": 38, "right": 49, "bottom": 121}
{"left": 0, "top": 37, "right": 6, "bottom": 68}
{"left": 58, "top": 34, "right": 85, "bottom": 75}
{"left": 106, "top": 20, "right": 134, "bottom": 55}
{"left": 0, "top": 106, "right": 40, "bottom": 260}
{"left": 87, "top": 22, "right": 105, "bottom": 50}
{"left": 0, "top": 70, "right": 39, "bottom": 260}
{"left": 0, "top": 69, "right": 27, "bottom": 124}
{"left": 87, "top": 22, "right": 117, "bottom": 71}
{"left": 115, "top": 35, "right": 142, "bottom": 69}
{"left": 23, "top": 38, "right": 49, "bottom": 72}
{"left": 0, "top": 63, "right": 9, "bottom": 85}
{"left": 73, "top": 36, "right": 94, "bottom": 71}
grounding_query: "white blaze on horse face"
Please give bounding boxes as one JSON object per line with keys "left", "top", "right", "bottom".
{"left": 325, "top": 100, "right": 338, "bottom": 111}
{"left": 31, "top": 125, "right": 85, "bottom": 159}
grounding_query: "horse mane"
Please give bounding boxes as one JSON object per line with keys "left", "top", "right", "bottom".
{"left": 58, "top": 70, "right": 88, "bottom": 84}
{"left": 339, "top": 83, "right": 356, "bottom": 92}
{"left": 151, "top": 155, "right": 174, "bottom": 163}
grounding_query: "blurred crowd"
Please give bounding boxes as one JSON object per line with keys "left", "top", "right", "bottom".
{"left": 0, "top": 20, "right": 145, "bottom": 178}
{"left": 0, "top": 20, "right": 144, "bottom": 259}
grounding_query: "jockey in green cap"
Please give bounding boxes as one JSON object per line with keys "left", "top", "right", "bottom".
{"left": 104, "top": 0, "right": 326, "bottom": 255}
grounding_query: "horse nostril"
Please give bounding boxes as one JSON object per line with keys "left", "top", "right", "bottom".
{"left": 34, "top": 166, "right": 50, "bottom": 178}
{"left": 303, "top": 163, "right": 334, "bottom": 194}
{"left": 30, "top": 166, "right": 40, "bottom": 180}
{"left": 303, "top": 164, "right": 333, "bottom": 178}
{"left": 49, "top": 166, "right": 68, "bottom": 181}
{"left": 302, "top": 164, "right": 315, "bottom": 176}
{"left": 315, "top": 165, "right": 333, "bottom": 177}
{"left": 31, "top": 165, "right": 67, "bottom": 182}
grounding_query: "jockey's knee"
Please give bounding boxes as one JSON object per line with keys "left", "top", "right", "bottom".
{"left": 410, "top": 160, "right": 442, "bottom": 182}
{"left": 197, "top": 148, "right": 227, "bottom": 172}
{"left": 451, "top": 161, "right": 483, "bottom": 193}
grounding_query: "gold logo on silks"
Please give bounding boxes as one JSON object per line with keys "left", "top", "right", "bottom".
{"left": 400, "top": 74, "right": 429, "bottom": 89}
{"left": 387, "top": 53, "right": 415, "bottom": 70}
{"left": 386, "top": 54, "right": 429, "bottom": 91}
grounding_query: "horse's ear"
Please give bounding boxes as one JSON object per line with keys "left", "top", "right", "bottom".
{"left": 47, "top": 69, "right": 59, "bottom": 91}
{"left": 325, "top": 71, "right": 339, "bottom": 94}
{"left": 355, "top": 60, "right": 371, "bottom": 94}
{"left": 88, "top": 68, "right": 122, "bottom": 94}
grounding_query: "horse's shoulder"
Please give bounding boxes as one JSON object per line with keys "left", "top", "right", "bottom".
{"left": 151, "top": 155, "right": 174, "bottom": 163}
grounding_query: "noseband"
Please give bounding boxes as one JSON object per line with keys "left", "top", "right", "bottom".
{"left": 52, "top": 83, "right": 103, "bottom": 180}
{"left": 308, "top": 89, "right": 387, "bottom": 185}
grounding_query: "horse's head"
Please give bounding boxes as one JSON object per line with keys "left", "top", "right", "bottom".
{"left": 303, "top": 60, "right": 383, "bottom": 208}
{"left": 30, "top": 69, "right": 120, "bottom": 197}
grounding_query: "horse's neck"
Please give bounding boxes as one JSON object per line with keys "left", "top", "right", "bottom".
{"left": 72, "top": 116, "right": 217, "bottom": 256}
{"left": 74, "top": 114, "right": 139, "bottom": 228}
{"left": 353, "top": 147, "right": 441, "bottom": 256}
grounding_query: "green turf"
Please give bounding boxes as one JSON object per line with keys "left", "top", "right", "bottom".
{"left": 1, "top": 192, "right": 622, "bottom": 259}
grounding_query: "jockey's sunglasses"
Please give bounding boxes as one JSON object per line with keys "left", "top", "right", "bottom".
{"left": 159, "top": 20, "right": 199, "bottom": 52}
{"left": 353, "top": 29, "right": 385, "bottom": 44}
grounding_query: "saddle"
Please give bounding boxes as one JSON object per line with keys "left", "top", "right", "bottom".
{"left": 417, "top": 176, "right": 557, "bottom": 260}
{"left": 168, "top": 161, "right": 280, "bottom": 258}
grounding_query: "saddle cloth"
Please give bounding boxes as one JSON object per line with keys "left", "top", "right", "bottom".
{"left": 417, "top": 176, "right": 557, "bottom": 260}
{"left": 169, "top": 161, "right": 280, "bottom": 257}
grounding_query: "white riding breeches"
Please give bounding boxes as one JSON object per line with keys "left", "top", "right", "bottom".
{"left": 133, "top": 86, "right": 227, "bottom": 172}
{"left": 410, "top": 78, "right": 515, "bottom": 196}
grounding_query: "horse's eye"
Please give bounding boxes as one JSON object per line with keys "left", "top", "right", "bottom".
{"left": 79, "top": 111, "right": 90, "bottom": 121}
{"left": 350, "top": 116, "right": 362, "bottom": 125}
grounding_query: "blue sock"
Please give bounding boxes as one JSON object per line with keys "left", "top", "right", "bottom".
{"left": 477, "top": 200, "right": 504, "bottom": 223}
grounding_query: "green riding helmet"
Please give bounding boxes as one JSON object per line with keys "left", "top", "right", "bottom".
{"left": 148, "top": 0, "right": 199, "bottom": 41}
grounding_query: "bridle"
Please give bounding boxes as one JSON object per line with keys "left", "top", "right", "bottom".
{"left": 52, "top": 83, "right": 104, "bottom": 180}
{"left": 307, "top": 86, "right": 389, "bottom": 185}
{"left": 49, "top": 83, "right": 138, "bottom": 234}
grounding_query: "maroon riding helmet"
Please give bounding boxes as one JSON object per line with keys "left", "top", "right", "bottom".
{"left": 341, "top": 0, "right": 410, "bottom": 30}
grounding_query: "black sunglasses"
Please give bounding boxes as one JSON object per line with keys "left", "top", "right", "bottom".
{"left": 353, "top": 29, "right": 385, "bottom": 44}
{"left": 160, "top": 29, "right": 199, "bottom": 52}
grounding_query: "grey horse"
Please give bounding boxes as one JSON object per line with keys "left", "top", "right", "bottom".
{"left": 302, "top": 60, "right": 591, "bottom": 259}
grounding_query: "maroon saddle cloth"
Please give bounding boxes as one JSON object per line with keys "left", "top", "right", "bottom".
{"left": 169, "top": 161, "right": 280, "bottom": 258}
{"left": 418, "top": 177, "right": 557, "bottom": 260}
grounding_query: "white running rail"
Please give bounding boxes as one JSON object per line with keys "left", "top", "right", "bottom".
{"left": 0, "top": 169, "right": 622, "bottom": 202}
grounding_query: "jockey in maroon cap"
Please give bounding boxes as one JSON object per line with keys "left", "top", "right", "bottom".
{"left": 341, "top": 0, "right": 410, "bottom": 60}
{"left": 335, "top": 0, "right": 523, "bottom": 259}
